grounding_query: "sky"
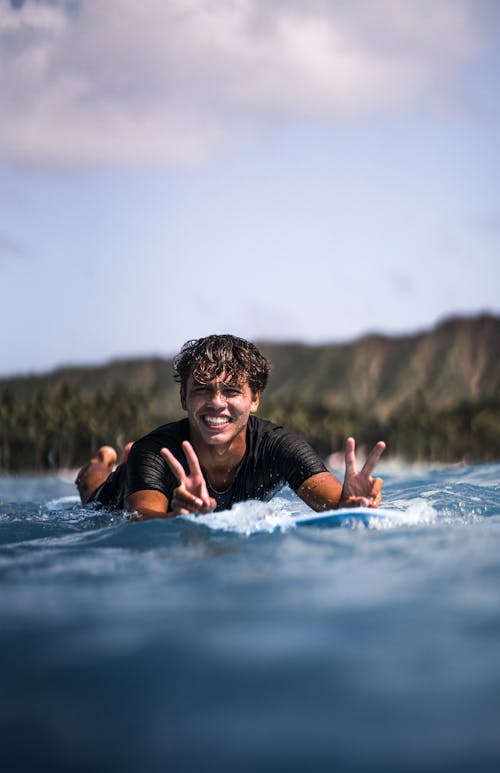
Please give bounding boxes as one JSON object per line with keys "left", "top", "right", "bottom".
{"left": 1, "top": 0, "right": 499, "bottom": 377}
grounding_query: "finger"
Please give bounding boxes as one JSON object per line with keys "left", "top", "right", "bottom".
{"left": 341, "top": 495, "right": 371, "bottom": 509}
{"left": 172, "top": 505, "right": 191, "bottom": 516}
{"left": 172, "top": 486, "right": 204, "bottom": 511}
{"left": 161, "top": 447, "right": 187, "bottom": 485}
{"left": 344, "top": 437, "right": 357, "bottom": 478}
{"left": 200, "top": 497, "right": 217, "bottom": 514}
{"left": 182, "top": 441, "right": 205, "bottom": 480}
{"left": 181, "top": 442, "right": 212, "bottom": 506}
{"left": 366, "top": 479, "right": 383, "bottom": 508}
{"left": 371, "top": 477, "right": 384, "bottom": 498}
{"left": 360, "top": 441, "right": 386, "bottom": 478}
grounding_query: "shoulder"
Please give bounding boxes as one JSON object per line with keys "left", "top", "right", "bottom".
{"left": 128, "top": 418, "right": 189, "bottom": 458}
{"left": 246, "top": 415, "right": 327, "bottom": 491}
{"left": 248, "top": 415, "right": 326, "bottom": 465}
{"left": 135, "top": 418, "right": 188, "bottom": 445}
{"left": 247, "top": 414, "right": 316, "bottom": 458}
{"left": 125, "top": 418, "right": 187, "bottom": 497}
{"left": 248, "top": 415, "right": 302, "bottom": 443}
{"left": 248, "top": 415, "right": 285, "bottom": 436}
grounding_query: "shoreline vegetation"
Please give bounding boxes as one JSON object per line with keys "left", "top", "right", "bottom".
{"left": 0, "top": 385, "right": 498, "bottom": 472}
{"left": 1, "top": 314, "right": 499, "bottom": 471}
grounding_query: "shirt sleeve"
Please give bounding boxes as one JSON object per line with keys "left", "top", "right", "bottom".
{"left": 271, "top": 428, "right": 328, "bottom": 492}
{"left": 125, "top": 435, "right": 180, "bottom": 499}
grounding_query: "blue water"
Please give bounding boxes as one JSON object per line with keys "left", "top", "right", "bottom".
{"left": 1, "top": 463, "right": 499, "bottom": 773}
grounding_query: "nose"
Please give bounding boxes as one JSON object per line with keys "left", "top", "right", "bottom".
{"left": 208, "top": 388, "right": 227, "bottom": 407}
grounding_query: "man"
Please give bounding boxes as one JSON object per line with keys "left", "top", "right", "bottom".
{"left": 76, "top": 334, "right": 385, "bottom": 519}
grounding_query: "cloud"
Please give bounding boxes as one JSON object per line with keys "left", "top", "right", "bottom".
{"left": 0, "top": 0, "right": 496, "bottom": 168}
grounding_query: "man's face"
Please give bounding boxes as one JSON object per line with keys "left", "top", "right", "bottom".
{"left": 181, "top": 372, "right": 260, "bottom": 448}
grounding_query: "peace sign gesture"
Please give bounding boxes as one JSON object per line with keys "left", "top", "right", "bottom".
{"left": 340, "top": 437, "right": 386, "bottom": 508}
{"left": 161, "top": 441, "right": 216, "bottom": 515}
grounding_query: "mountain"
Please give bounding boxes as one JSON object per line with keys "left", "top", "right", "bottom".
{"left": 259, "top": 313, "right": 500, "bottom": 418}
{"left": 2, "top": 313, "right": 499, "bottom": 420}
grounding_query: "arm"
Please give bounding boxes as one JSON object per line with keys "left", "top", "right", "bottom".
{"left": 125, "top": 441, "right": 215, "bottom": 520}
{"left": 124, "top": 439, "right": 173, "bottom": 519}
{"left": 125, "top": 489, "right": 172, "bottom": 520}
{"left": 296, "top": 471, "right": 344, "bottom": 511}
{"left": 297, "top": 437, "right": 385, "bottom": 511}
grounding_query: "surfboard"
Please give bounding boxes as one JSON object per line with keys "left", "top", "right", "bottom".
{"left": 294, "top": 506, "right": 396, "bottom": 528}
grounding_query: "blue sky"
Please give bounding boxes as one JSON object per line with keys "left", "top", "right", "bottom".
{"left": 1, "top": 0, "right": 499, "bottom": 376}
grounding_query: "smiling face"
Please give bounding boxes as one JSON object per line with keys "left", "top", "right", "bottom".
{"left": 181, "top": 372, "right": 260, "bottom": 450}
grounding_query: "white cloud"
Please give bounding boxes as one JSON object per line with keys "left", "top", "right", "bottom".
{"left": 0, "top": 0, "right": 495, "bottom": 167}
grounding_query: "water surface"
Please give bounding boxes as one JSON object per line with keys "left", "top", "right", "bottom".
{"left": 1, "top": 463, "right": 499, "bottom": 772}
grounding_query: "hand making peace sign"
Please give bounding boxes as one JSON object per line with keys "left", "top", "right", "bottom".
{"left": 161, "top": 441, "right": 216, "bottom": 515}
{"left": 340, "top": 437, "right": 386, "bottom": 508}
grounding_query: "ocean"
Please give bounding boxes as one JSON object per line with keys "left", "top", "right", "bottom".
{"left": 0, "top": 462, "right": 499, "bottom": 773}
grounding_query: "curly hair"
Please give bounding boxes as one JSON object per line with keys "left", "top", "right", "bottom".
{"left": 173, "top": 334, "right": 270, "bottom": 394}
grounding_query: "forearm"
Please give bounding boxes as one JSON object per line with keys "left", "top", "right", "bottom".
{"left": 296, "top": 472, "right": 344, "bottom": 511}
{"left": 125, "top": 490, "right": 171, "bottom": 520}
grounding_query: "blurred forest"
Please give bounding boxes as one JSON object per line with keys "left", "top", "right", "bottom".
{"left": 1, "top": 314, "right": 499, "bottom": 471}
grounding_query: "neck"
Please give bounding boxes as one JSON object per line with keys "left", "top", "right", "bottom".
{"left": 190, "top": 430, "right": 247, "bottom": 491}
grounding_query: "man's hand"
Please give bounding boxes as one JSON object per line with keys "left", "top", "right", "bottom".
{"left": 161, "top": 441, "right": 216, "bottom": 515}
{"left": 340, "top": 437, "right": 386, "bottom": 508}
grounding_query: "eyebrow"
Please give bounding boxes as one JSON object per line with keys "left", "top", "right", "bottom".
{"left": 191, "top": 379, "right": 244, "bottom": 389}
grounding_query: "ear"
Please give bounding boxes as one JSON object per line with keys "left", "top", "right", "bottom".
{"left": 250, "top": 390, "right": 261, "bottom": 414}
{"left": 180, "top": 386, "right": 187, "bottom": 410}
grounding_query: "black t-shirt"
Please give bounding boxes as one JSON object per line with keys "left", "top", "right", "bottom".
{"left": 92, "top": 415, "right": 328, "bottom": 512}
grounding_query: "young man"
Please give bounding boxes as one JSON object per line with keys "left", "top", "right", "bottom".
{"left": 76, "top": 334, "right": 386, "bottom": 519}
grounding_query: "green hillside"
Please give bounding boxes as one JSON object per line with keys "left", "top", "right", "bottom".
{"left": 1, "top": 313, "right": 499, "bottom": 469}
{"left": 259, "top": 313, "right": 500, "bottom": 418}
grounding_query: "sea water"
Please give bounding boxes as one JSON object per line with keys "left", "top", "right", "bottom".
{"left": 0, "top": 463, "right": 499, "bottom": 773}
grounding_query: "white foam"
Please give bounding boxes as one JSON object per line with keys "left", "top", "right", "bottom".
{"left": 181, "top": 499, "right": 296, "bottom": 535}
{"left": 44, "top": 495, "right": 81, "bottom": 511}
{"left": 181, "top": 497, "right": 439, "bottom": 535}
{"left": 363, "top": 500, "right": 438, "bottom": 529}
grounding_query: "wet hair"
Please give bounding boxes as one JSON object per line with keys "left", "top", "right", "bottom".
{"left": 173, "top": 334, "right": 270, "bottom": 394}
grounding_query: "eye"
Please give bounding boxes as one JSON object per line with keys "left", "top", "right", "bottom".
{"left": 223, "top": 387, "right": 241, "bottom": 397}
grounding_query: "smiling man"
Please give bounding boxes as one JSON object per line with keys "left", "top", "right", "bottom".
{"left": 76, "top": 334, "right": 386, "bottom": 519}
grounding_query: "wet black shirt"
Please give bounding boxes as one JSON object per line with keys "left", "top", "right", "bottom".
{"left": 92, "top": 415, "right": 328, "bottom": 512}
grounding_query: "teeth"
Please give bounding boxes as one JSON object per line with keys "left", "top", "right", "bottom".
{"left": 204, "top": 416, "right": 230, "bottom": 426}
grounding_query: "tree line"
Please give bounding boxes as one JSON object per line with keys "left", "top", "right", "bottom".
{"left": 263, "top": 392, "right": 500, "bottom": 464}
{"left": 1, "top": 384, "right": 499, "bottom": 472}
{"left": 0, "top": 384, "right": 159, "bottom": 472}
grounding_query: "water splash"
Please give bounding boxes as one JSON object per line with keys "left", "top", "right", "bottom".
{"left": 180, "top": 497, "right": 440, "bottom": 535}
{"left": 44, "top": 495, "right": 81, "bottom": 511}
{"left": 181, "top": 498, "right": 297, "bottom": 535}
